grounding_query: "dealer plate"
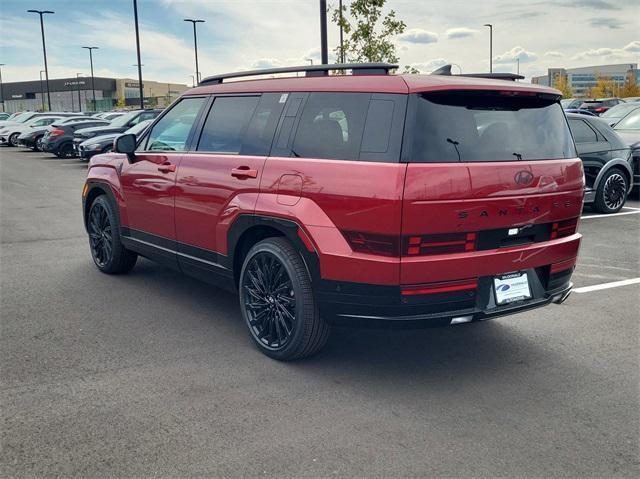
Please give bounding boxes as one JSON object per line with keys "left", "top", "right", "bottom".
{"left": 494, "top": 272, "right": 531, "bottom": 305}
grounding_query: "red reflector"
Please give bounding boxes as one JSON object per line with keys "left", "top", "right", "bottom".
{"left": 342, "top": 231, "right": 399, "bottom": 257}
{"left": 401, "top": 279, "right": 478, "bottom": 296}
{"left": 404, "top": 231, "right": 477, "bottom": 256}
{"left": 297, "top": 228, "right": 315, "bottom": 253}
{"left": 551, "top": 218, "right": 578, "bottom": 240}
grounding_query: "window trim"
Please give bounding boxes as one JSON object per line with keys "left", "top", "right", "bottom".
{"left": 569, "top": 118, "right": 600, "bottom": 144}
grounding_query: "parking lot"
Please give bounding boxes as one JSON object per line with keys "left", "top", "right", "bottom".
{"left": 1, "top": 147, "right": 638, "bottom": 477}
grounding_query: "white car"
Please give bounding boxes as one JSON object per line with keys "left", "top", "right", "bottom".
{"left": 0, "top": 116, "right": 64, "bottom": 146}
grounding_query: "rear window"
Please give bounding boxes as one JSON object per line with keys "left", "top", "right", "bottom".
{"left": 409, "top": 93, "right": 576, "bottom": 162}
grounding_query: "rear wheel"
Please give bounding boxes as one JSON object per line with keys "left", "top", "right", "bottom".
{"left": 58, "top": 142, "right": 75, "bottom": 159}
{"left": 595, "top": 168, "right": 628, "bottom": 213}
{"left": 239, "top": 237, "right": 329, "bottom": 360}
{"left": 88, "top": 195, "right": 137, "bottom": 274}
{"left": 32, "top": 135, "right": 44, "bottom": 151}
{"left": 8, "top": 133, "right": 19, "bottom": 146}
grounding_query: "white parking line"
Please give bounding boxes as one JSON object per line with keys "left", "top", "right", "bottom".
{"left": 581, "top": 210, "right": 640, "bottom": 219}
{"left": 573, "top": 278, "right": 640, "bottom": 293}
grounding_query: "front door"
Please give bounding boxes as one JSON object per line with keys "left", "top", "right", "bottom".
{"left": 120, "top": 96, "right": 208, "bottom": 264}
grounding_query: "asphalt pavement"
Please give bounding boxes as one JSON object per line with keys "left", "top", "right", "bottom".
{"left": 1, "top": 147, "right": 639, "bottom": 478}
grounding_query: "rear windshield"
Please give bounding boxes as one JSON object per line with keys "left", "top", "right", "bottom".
{"left": 409, "top": 92, "right": 576, "bottom": 162}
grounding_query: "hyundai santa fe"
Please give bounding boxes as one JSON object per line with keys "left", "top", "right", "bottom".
{"left": 82, "top": 63, "right": 583, "bottom": 360}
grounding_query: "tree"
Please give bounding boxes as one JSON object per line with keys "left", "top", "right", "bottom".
{"left": 552, "top": 75, "right": 573, "bottom": 98}
{"left": 587, "top": 76, "right": 621, "bottom": 98}
{"left": 331, "top": 0, "right": 406, "bottom": 65}
{"left": 620, "top": 81, "right": 640, "bottom": 98}
{"left": 116, "top": 96, "right": 126, "bottom": 109}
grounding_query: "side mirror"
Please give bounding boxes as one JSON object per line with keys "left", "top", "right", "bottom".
{"left": 114, "top": 133, "right": 136, "bottom": 160}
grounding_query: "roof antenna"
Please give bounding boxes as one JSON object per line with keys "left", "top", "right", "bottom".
{"left": 431, "top": 64, "right": 452, "bottom": 76}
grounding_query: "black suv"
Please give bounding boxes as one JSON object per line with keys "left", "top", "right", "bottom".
{"left": 73, "top": 109, "right": 162, "bottom": 146}
{"left": 567, "top": 112, "right": 633, "bottom": 212}
{"left": 41, "top": 120, "right": 110, "bottom": 158}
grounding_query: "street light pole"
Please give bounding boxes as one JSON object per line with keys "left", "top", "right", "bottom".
{"left": 184, "top": 19, "right": 205, "bottom": 84}
{"left": 338, "top": 0, "right": 344, "bottom": 63}
{"left": 76, "top": 73, "right": 83, "bottom": 111}
{"left": 483, "top": 23, "right": 493, "bottom": 73}
{"left": 320, "top": 0, "right": 328, "bottom": 65}
{"left": 28, "top": 9, "right": 54, "bottom": 111}
{"left": 82, "top": 46, "right": 99, "bottom": 111}
{"left": 132, "top": 0, "right": 144, "bottom": 109}
{"left": 0, "top": 64, "right": 5, "bottom": 113}
{"left": 189, "top": 75, "right": 195, "bottom": 87}
{"left": 39, "top": 70, "right": 46, "bottom": 111}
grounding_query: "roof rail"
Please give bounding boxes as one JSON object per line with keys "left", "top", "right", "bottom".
{"left": 199, "top": 62, "right": 399, "bottom": 85}
{"left": 430, "top": 64, "right": 524, "bottom": 81}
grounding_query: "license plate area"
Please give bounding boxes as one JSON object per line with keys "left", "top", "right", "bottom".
{"left": 493, "top": 272, "right": 532, "bottom": 305}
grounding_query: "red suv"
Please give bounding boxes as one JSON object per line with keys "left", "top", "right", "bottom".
{"left": 82, "top": 63, "right": 583, "bottom": 360}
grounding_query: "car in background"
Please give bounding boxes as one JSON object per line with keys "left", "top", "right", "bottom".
{"left": 622, "top": 96, "right": 640, "bottom": 103}
{"left": 561, "top": 98, "right": 584, "bottom": 110}
{"left": 41, "top": 119, "right": 109, "bottom": 158}
{"left": 0, "top": 113, "right": 10, "bottom": 121}
{"left": 16, "top": 116, "right": 95, "bottom": 151}
{"left": 0, "top": 111, "right": 76, "bottom": 128}
{"left": 73, "top": 109, "right": 162, "bottom": 144}
{"left": 579, "top": 98, "right": 625, "bottom": 115}
{"left": 564, "top": 108, "right": 598, "bottom": 117}
{"left": 599, "top": 103, "right": 640, "bottom": 127}
{"left": 76, "top": 119, "right": 153, "bottom": 160}
{"left": 567, "top": 112, "right": 633, "bottom": 213}
{"left": 612, "top": 109, "right": 640, "bottom": 192}
{"left": 0, "top": 115, "right": 63, "bottom": 146}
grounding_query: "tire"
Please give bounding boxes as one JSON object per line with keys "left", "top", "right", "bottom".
{"left": 32, "top": 136, "right": 44, "bottom": 151}
{"left": 595, "top": 168, "right": 628, "bottom": 214}
{"left": 8, "top": 133, "right": 19, "bottom": 147}
{"left": 239, "top": 237, "right": 329, "bottom": 360}
{"left": 87, "top": 195, "right": 137, "bottom": 274}
{"left": 58, "top": 142, "right": 75, "bottom": 159}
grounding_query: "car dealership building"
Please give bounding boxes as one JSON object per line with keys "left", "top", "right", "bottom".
{"left": 531, "top": 63, "right": 638, "bottom": 97}
{"left": 0, "top": 76, "right": 189, "bottom": 112}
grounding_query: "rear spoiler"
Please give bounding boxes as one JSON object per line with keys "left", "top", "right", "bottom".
{"left": 431, "top": 64, "right": 524, "bottom": 81}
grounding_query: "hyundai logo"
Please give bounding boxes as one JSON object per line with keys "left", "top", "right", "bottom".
{"left": 515, "top": 170, "right": 534, "bottom": 185}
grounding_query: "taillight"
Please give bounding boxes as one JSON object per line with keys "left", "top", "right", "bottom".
{"left": 404, "top": 232, "right": 477, "bottom": 256}
{"left": 401, "top": 278, "right": 478, "bottom": 296}
{"left": 551, "top": 218, "right": 578, "bottom": 239}
{"left": 342, "top": 231, "right": 399, "bottom": 257}
{"left": 594, "top": 107, "right": 606, "bottom": 113}
{"left": 50, "top": 128, "right": 65, "bottom": 136}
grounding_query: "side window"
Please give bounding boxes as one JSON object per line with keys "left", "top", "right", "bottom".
{"left": 292, "top": 92, "right": 370, "bottom": 160}
{"left": 197, "top": 96, "right": 259, "bottom": 154}
{"left": 569, "top": 119, "right": 598, "bottom": 143}
{"left": 141, "top": 97, "right": 206, "bottom": 152}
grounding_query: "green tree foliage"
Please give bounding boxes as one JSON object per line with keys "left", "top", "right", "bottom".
{"left": 331, "top": 0, "right": 406, "bottom": 64}
{"left": 552, "top": 75, "right": 574, "bottom": 98}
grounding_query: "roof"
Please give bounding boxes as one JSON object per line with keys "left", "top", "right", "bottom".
{"left": 184, "top": 73, "right": 560, "bottom": 97}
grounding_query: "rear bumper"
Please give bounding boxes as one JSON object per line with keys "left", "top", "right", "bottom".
{"left": 318, "top": 266, "right": 574, "bottom": 326}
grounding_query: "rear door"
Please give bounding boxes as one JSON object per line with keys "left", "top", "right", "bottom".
{"left": 174, "top": 93, "right": 285, "bottom": 273}
{"left": 400, "top": 91, "right": 584, "bottom": 284}
{"left": 568, "top": 117, "right": 610, "bottom": 189}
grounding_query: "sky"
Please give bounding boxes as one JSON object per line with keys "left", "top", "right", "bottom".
{"left": 0, "top": 0, "right": 638, "bottom": 86}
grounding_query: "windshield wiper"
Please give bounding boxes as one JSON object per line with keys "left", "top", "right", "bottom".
{"left": 512, "top": 152, "right": 523, "bottom": 161}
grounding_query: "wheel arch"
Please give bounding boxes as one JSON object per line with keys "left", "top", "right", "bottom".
{"left": 593, "top": 158, "right": 633, "bottom": 193}
{"left": 83, "top": 181, "right": 120, "bottom": 232}
{"left": 227, "top": 215, "right": 321, "bottom": 288}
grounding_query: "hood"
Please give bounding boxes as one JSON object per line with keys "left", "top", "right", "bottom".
{"left": 613, "top": 130, "right": 640, "bottom": 148}
{"left": 80, "top": 132, "right": 119, "bottom": 146}
{"left": 75, "top": 125, "right": 125, "bottom": 137}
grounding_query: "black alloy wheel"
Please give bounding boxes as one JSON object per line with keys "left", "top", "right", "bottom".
{"left": 596, "top": 169, "right": 628, "bottom": 213}
{"left": 59, "top": 143, "right": 75, "bottom": 159}
{"left": 88, "top": 201, "right": 113, "bottom": 268}
{"left": 34, "top": 136, "right": 43, "bottom": 151}
{"left": 239, "top": 237, "right": 329, "bottom": 360}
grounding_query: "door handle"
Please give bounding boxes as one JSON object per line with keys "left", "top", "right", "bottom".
{"left": 231, "top": 166, "right": 258, "bottom": 179}
{"left": 157, "top": 163, "right": 176, "bottom": 173}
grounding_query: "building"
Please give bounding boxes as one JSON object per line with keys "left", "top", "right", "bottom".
{"left": 531, "top": 63, "right": 638, "bottom": 97}
{"left": 0, "top": 76, "right": 189, "bottom": 113}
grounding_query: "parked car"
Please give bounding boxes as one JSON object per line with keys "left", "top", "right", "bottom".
{"left": 561, "top": 98, "right": 584, "bottom": 110}
{"left": 566, "top": 113, "right": 633, "bottom": 213}
{"left": 76, "top": 119, "right": 153, "bottom": 160}
{"left": 622, "top": 96, "right": 640, "bottom": 103}
{"left": 0, "top": 111, "right": 76, "bottom": 128}
{"left": 73, "top": 109, "right": 162, "bottom": 144}
{"left": 612, "top": 109, "right": 640, "bottom": 191}
{"left": 0, "top": 113, "right": 10, "bottom": 121}
{"left": 82, "top": 63, "right": 583, "bottom": 359}
{"left": 41, "top": 119, "right": 109, "bottom": 158}
{"left": 599, "top": 103, "right": 640, "bottom": 127}
{"left": 564, "top": 108, "right": 598, "bottom": 117}
{"left": 16, "top": 116, "right": 95, "bottom": 151}
{"left": 0, "top": 115, "right": 63, "bottom": 146}
{"left": 579, "top": 98, "right": 625, "bottom": 115}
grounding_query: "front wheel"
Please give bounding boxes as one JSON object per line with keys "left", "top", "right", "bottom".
{"left": 32, "top": 136, "right": 44, "bottom": 151}
{"left": 239, "top": 237, "right": 329, "bottom": 360}
{"left": 58, "top": 143, "right": 75, "bottom": 159}
{"left": 87, "top": 195, "right": 137, "bottom": 274}
{"left": 8, "top": 133, "right": 19, "bottom": 146}
{"left": 595, "top": 168, "right": 628, "bottom": 214}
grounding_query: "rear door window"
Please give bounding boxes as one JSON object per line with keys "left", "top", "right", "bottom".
{"left": 568, "top": 119, "right": 598, "bottom": 143}
{"left": 408, "top": 92, "right": 576, "bottom": 162}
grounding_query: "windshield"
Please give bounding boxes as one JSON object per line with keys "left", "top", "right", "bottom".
{"left": 7, "top": 112, "right": 33, "bottom": 123}
{"left": 125, "top": 119, "right": 152, "bottom": 135}
{"left": 614, "top": 110, "right": 640, "bottom": 130}
{"left": 410, "top": 93, "right": 575, "bottom": 163}
{"left": 109, "top": 111, "right": 138, "bottom": 127}
{"left": 602, "top": 104, "right": 639, "bottom": 118}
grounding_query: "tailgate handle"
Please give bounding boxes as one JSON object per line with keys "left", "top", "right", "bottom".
{"left": 231, "top": 166, "right": 258, "bottom": 179}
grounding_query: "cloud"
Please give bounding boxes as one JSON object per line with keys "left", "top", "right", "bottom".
{"left": 623, "top": 41, "right": 640, "bottom": 53}
{"left": 568, "top": 0, "right": 620, "bottom": 9}
{"left": 397, "top": 28, "right": 438, "bottom": 44}
{"left": 408, "top": 59, "right": 448, "bottom": 73}
{"left": 544, "top": 51, "right": 564, "bottom": 57}
{"left": 493, "top": 46, "right": 538, "bottom": 64}
{"left": 589, "top": 17, "right": 625, "bottom": 29}
{"left": 445, "top": 28, "right": 477, "bottom": 39}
